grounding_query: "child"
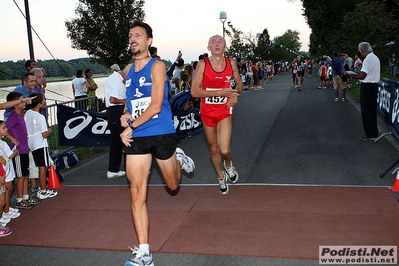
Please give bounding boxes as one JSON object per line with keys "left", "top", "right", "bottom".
{"left": 0, "top": 120, "right": 20, "bottom": 220}
{"left": 5, "top": 92, "right": 41, "bottom": 209}
{"left": 0, "top": 163, "right": 12, "bottom": 237}
{"left": 25, "top": 93, "right": 57, "bottom": 200}
{"left": 318, "top": 62, "right": 327, "bottom": 89}
{"left": 178, "top": 71, "right": 190, "bottom": 92}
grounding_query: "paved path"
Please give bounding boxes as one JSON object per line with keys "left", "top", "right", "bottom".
{"left": 1, "top": 72, "right": 398, "bottom": 266}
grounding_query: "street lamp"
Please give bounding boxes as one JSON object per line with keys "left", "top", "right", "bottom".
{"left": 219, "top": 11, "right": 227, "bottom": 39}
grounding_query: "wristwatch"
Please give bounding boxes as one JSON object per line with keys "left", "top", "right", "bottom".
{"left": 129, "top": 122, "right": 137, "bottom": 130}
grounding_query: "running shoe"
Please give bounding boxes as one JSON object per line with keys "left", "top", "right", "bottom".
{"left": 0, "top": 216, "right": 11, "bottom": 227}
{"left": 9, "top": 207, "right": 20, "bottom": 214}
{"left": 224, "top": 161, "right": 239, "bottom": 184}
{"left": 124, "top": 246, "right": 154, "bottom": 266}
{"left": 218, "top": 172, "right": 229, "bottom": 195}
{"left": 3, "top": 211, "right": 21, "bottom": 219}
{"left": 37, "top": 189, "right": 58, "bottom": 199}
{"left": 176, "top": 147, "right": 195, "bottom": 173}
{"left": 0, "top": 226, "right": 12, "bottom": 237}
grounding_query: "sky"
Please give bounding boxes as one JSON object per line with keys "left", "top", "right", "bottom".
{"left": 1, "top": 0, "right": 311, "bottom": 64}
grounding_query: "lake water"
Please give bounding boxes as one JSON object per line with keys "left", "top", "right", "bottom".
{"left": 0, "top": 77, "right": 107, "bottom": 119}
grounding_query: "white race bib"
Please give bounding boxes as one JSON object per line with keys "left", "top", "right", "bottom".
{"left": 131, "top": 97, "right": 158, "bottom": 119}
{"left": 205, "top": 88, "right": 227, "bottom": 104}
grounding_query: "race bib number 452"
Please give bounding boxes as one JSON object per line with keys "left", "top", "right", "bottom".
{"left": 205, "top": 88, "right": 227, "bottom": 104}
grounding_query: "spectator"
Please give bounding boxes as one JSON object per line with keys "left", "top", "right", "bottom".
{"left": 25, "top": 93, "right": 57, "bottom": 199}
{"left": 331, "top": 52, "right": 348, "bottom": 101}
{"left": 72, "top": 70, "right": 90, "bottom": 110}
{"left": 104, "top": 64, "right": 126, "bottom": 179}
{"left": 389, "top": 53, "right": 397, "bottom": 79}
{"left": 30, "top": 68, "right": 47, "bottom": 119}
{"left": 3, "top": 73, "right": 37, "bottom": 120}
{"left": 345, "top": 42, "right": 380, "bottom": 140}
{"left": 85, "top": 69, "right": 99, "bottom": 111}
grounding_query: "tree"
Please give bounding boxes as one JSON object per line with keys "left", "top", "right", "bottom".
{"left": 224, "top": 21, "right": 251, "bottom": 59}
{"left": 65, "top": 0, "right": 145, "bottom": 67}
{"left": 0, "top": 63, "right": 13, "bottom": 80}
{"left": 257, "top": 29, "right": 272, "bottom": 61}
{"left": 340, "top": 1, "right": 398, "bottom": 59}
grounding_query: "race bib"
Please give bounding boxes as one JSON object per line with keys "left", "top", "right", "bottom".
{"left": 205, "top": 88, "right": 227, "bottom": 104}
{"left": 131, "top": 97, "right": 158, "bottom": 119}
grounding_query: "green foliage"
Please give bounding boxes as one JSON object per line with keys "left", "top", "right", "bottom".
{"left": 0, "top": 58, "right": 108, "bottom": 81}
{"left": 303, "top": 0, "right": 399, "bottom": 58}
{"left": 225, "top": 21, "right": 302, "bottom": 62}
{"left": 224, "top": 21, "right": 249, "bottom": 59}
{"left": 65, "top": 0, "right": 145, "bottom": 67}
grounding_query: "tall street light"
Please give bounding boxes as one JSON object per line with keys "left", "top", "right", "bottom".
{"left": 219, "top": 11, "right": 227, "bottom": 39}
{"left": 256, "top": 33, "right": 261, "bottom": 60}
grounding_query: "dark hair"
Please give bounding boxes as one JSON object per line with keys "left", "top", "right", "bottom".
{"left": 130, "top": 21, "right": 153, "bottom": 39}
{"left": 181, "top": 72, "right": 190, "bottom": 82}
{"left": 149, "top": 46, "right": 157, "bottom": 57}
{"left": 177, "top": 58, "right": 185, "bottom": 67}
{"left": 29, "top": 92, "right": 44, "bottom": 109}
{"left": 198, "top": 54, "right": 204, "bottom": 60}
{"left": 85, "top": 69, "right": 92, "bottom": 78}
{"left": 25, "top": 59, "right": 36, "bottom": 70}
{"left": 6, "top": 91, "right": 23, "bottom": 102}
{"left": 21, "top": 73, "right": 34, "bottom": 83}
{"left": 76, "top": 69, "right": 83, "bottom": 78}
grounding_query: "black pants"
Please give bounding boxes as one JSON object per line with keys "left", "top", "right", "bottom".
{"left": 360, "top": 82, "right": 378, "bottom": 138}
{"left": 106, "top": 105, "right": 125, "bottom": 172}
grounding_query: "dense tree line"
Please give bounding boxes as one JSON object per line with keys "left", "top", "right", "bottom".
{"left": 298, "top": 0, "right": 399, "bottom": 60}
{"left": 0, "top": 57, "right": 173, "bottom": 81}
{"left": 0, "top": 58, "right": 107, "bottom": 81}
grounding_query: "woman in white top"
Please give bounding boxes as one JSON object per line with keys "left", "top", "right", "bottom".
{"left": 72, "top": 69, "right": 90, "bottom": 110}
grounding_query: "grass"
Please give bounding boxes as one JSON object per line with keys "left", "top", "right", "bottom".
{"left": 346, "top": 72, "right": 396, "bottom": 102}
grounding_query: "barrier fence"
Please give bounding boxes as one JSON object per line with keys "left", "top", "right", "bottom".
{"left": 46, "top": 96, "right": 105, "bottom": 156}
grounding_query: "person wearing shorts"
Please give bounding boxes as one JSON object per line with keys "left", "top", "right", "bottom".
{"left": 5, "top": 92, "right": 41, "bottom": 210}
{"left": 120, "top": 21, "right": 195, "bottom": 266}
{"left": 191, "top": 34, "right": 243, "bottom": 196}
{"left": 25, "top": 93, "right": 57, "bottom": 200}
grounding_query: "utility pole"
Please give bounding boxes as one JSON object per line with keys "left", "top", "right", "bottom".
{"left": 25, "top": 0, "right": 35, "bottom": 60}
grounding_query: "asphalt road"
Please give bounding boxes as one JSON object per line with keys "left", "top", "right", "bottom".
{"left": 2, "top": 72, "right": 398, "bottom": 266}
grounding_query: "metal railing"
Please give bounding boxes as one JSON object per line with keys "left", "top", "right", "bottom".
{"left": 46, "top": 96, "right": 105, "bottom": 156}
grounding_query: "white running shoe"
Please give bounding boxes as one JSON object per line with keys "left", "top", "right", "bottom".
{"left": 37, "top": 189, "right": 58, "bottom": 199}
{"left": 107, "top": 170, "right": 126, "bottom": 179}
{"left": 0, "top": 216, "right": 11, "bottom": 227}
{"left": 218, "top": 172, "right": 229, "bottom": 195}
{"left": 124, "top": 246, "right": 154, "bottom": 266}
{"left": 224, "top": 161, "right": 239, "bottom": 184}
{"left": 3, "top": 211, "right": 21, "bottom": 219}
{"left": 176, "top": 147, "right": 195, "bottom": 173}
{"left": 9, "top": 207, "right": 20, "bottom": 214}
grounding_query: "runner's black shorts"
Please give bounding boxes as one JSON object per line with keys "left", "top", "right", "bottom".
{"left": 124, "top": 133, "right": 177, "bottom": 160}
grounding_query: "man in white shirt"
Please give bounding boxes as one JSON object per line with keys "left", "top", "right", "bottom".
{"left": 104, "top": 64, "right": 126, "bottom": 179}
{"left": 345, "top": 42, "right": 380, "bottom": 141}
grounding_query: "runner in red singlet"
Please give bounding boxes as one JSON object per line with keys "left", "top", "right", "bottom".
{"left": 191, "top": 34, "right": 243, "bottom": 195}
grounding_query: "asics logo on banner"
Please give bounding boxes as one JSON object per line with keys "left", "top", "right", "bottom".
{"left": 64, "top": 111, "right": 110, "bottom": 139}
{"left": 134, "top": 88, "right": 144, "bottom": 98}
{"left": 139, "top": 76, "right": 152, "bottom": 87}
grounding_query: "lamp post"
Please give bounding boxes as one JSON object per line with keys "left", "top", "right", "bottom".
{"left": 219, "top": 11, "right": 227, "bottom": 39}
{"left": 256, "top": 33, "right": 261, "bottom": 60}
